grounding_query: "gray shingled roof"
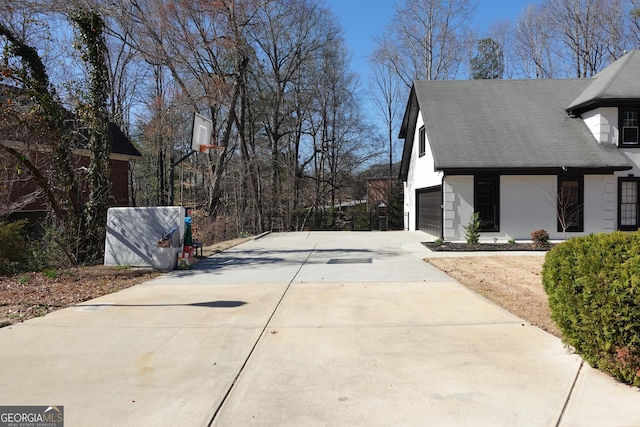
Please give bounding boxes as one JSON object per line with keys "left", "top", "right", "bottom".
{"left": 567, "top": 50, "right": 640, "bottom": 114}
{"left": 399, "top": 77, "right": 632, "bottom": 178}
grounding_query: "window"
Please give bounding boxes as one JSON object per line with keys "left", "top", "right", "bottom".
{"left": 418, "top": 126, "right": 426, "bottom": 157}
{"left": 620, "top": 108, "right": 640, "bottom": 145}
{"left": 557, "top": 176, "right": 583, "bottom": 232}
{"left": 619, "top": 177, "right": 640, "bottom": 231}
{"left": 474, "top": 175, "right": 499, "bottom": 232}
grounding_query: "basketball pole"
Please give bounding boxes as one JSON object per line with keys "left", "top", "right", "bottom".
{"left": 168, "top": 145, "right": 223, "bottom": 205}
{"left": 168, "top": 113, "right": 221, "bottom": 206}
{"left": 169, "top": 150, "right": 198, "bottom": 206}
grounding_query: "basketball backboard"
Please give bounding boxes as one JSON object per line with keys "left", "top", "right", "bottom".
{"left": 191, "top": 112, "right": 213, "bottom": 153}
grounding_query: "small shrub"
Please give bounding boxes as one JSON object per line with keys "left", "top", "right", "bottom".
{"left": 434, "top": 238, "right": 443, "bottom": 245}
{"left": 463, "top": 212, "right": 481, "bottom": 244}
{"left": 28, "top": 249, "right": 48, "bottom": 272}
{"left": 507, "top": 239, "right": 516, "bottom": 244}
{"left": 26, "top": 221, "right": 74, "bottom": 270}
{"left": 531, "top": 229, "right": 549, "bottom": 248}
{"left": 0, "top": 220, "right": 29, "bottom": 275}
{"left": 42, "top": 269, "right": 58, "bottom": 279}
{"left": 542, "top": 232, "right": 640, "bottom": 386}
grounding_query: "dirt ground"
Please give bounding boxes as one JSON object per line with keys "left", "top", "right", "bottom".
{"left": 426, "top": 256, "right": 560, "bottom": 337}
{"left": 0, "top": 237, "right": 252, "bottom": 327}
{"left": 1, "top": 238, "right": 558, "bottom": 338}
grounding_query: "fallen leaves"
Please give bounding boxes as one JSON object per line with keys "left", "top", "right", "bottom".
{"left": 0, "top": 266, "right": 160, "bottom": 326}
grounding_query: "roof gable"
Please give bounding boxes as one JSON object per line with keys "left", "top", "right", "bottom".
{"left": 108, "top": 123, "right": 142, "bottom": 158}
{"left": 567, "top": 49, "right": 640, "bottom": 115}
{"left": 398, "top": 87, "right": 419, "bottom": 180}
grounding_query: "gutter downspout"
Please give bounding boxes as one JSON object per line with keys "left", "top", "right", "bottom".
{"left": 440, "top": 172, "right": 446, "bottom": 241}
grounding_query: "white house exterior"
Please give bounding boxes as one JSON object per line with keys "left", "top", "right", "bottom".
{"left": 399, "top": 50, "right": 640, "bottom": 242}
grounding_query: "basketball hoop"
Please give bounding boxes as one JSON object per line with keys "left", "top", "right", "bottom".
{"left": 198, "top": 144, "right": 225, "bottom": 153}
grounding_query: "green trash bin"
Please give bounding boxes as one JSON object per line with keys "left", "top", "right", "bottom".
{"left": 184, "top": 216, "right": 193, "bottom": 247}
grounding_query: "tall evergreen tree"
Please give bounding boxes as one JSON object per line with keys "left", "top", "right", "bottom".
{"left": 470, "top": 38, "right": 504, "bottom": 79}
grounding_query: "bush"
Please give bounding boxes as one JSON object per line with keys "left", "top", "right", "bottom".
{"left": 463, "top": 212, "right": 481, "bottom": 244}
{"left": 531, "top": 229, "right": 549, "bottom": 248}
{"left": 542, "top": 232, "right": 640, "bottom": 386}
{"left": 27, "top": 221, "right": 76, "bottom": 269}
{"left": 0, "top": 220, "right": 29, "bottom": 274}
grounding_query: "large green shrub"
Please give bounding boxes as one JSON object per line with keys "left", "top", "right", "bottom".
{"left": 542, "top": 232, "right": 640, "bottom": 386}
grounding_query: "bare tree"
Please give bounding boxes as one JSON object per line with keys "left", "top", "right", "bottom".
{"left": 247, "top": 0, "right": 340, "bottom": 230}
{"left": 369, "top": 38, "right": 403, "bottom": 166}
{"left": 486, "top": 20, "right": 516, "bottom": 79}
{"left": 375, "top": 0, "right": 477, "bottom": 86}
{"left": 630, "top": 0, "right": 640, "bottom": 46}
{"left": 544, "top": 0, "right": 627, "bottom": 77}
{"left": 368, "top": 40, "right": 403, "bottom": 213}
{"left": 107, "top": 0, "right": 255, "bottom": 215}
{"left": 513, "top": 4, "right": 558, "bottom": 78}
{"left": 546, "top": 182, "right": 582, "bottom": 240}
{"left": 556, "top": 185, "right": 582, "bottom": 240}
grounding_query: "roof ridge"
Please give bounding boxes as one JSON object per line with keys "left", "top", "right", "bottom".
{"left": 565, "top": 49, "right": 640, "bottom": 114}
{"left": 591, "top": 50, "right": 634, "bottom": 98}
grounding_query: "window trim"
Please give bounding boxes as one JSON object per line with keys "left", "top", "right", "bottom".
{"left": 557, "top": 175, "right": 584, "bottom": 233}
{"left": 474, "top": 175, "right": 500, "bottom": 232}
{"left": 618, "top": 177, "right": 640, "bottom": 231}
{"left": 619, "top": 107, "right": 640, "bottom": 146}
{"left": 418, "top": 126, "right": 426, "bottom": 157}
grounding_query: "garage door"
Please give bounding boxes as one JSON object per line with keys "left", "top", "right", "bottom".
{"left": 416, "top": 186, "right": 442, "bottom": 237}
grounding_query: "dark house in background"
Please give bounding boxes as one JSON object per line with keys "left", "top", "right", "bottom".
{"left": 0, "top": 84, "right": 142, "bottom": 223}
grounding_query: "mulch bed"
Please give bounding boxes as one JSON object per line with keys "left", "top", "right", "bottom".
{"left": 422, "top": 242, "right": 552, "bottom": 252}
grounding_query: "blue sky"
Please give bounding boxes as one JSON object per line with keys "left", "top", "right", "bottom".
{"left": 325, "top": 0, "right": 538, "bottom": 85}
{"left": 322, "top": 0, "right": 540, "bottom": 163}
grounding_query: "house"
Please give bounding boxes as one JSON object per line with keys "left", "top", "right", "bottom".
{"left": 0, "top": 84, "right": 142, "bottom": 222}
{"left": 367, "top": 177, "right": 393, "bottom": 210}
{"left": 399, "top": 49, "right": 640, "bottom": 242}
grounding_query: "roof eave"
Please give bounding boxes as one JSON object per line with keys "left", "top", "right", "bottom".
{"left": 399, "top": 86, "right": 419, "bottom": 181}
{"left": 567, "top": 98, "right": 640, "bottom": 116}
{"left": 438, "top": 165, "right": 632, "bottom": 175}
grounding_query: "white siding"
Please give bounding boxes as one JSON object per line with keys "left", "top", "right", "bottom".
{"left": 442, "top": 176, "right": 473, "bottom": 241}
{"left": 581, "top": 107, "right": 617, "bottom": 144}
{"left": 403, "top": 111, "right": 443, "bottom": 231}
{"left": 443, "top": 175, "right": 616, "bottom": 242}
{"left": 584, "top": 175, "right": 616, "bottom": 234}
{"left": 500, "top": 176, "right": 556, "bottom": 241}
{"left": 617, "top": 150, "right": 640, "bottom": 175}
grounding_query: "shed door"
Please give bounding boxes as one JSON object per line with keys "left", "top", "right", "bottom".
{"left": 416, "top": 186, "right": 442, "bottom": 237}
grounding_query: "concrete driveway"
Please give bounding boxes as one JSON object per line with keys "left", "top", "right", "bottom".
{"left": 0, "top": 231, "right": 638, "bottom": 426}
